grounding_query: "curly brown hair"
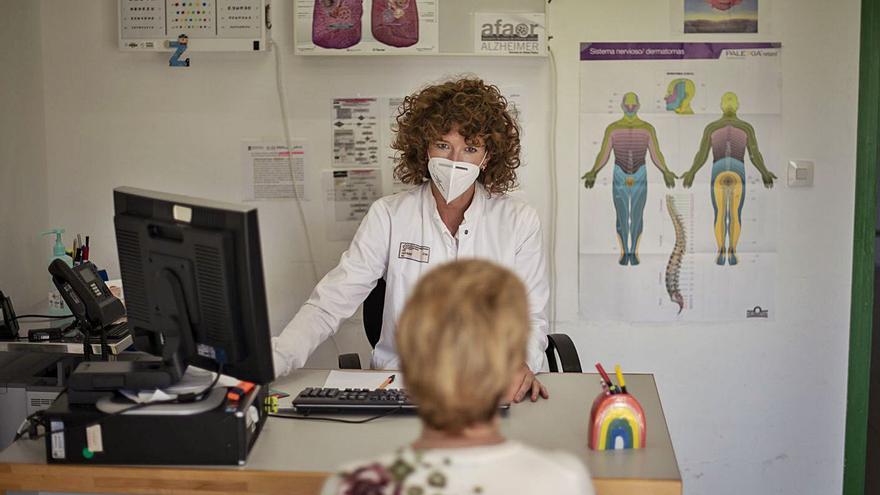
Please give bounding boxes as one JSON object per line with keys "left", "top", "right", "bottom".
{"left": 392, "top": 78, "right": 521, "bottom": 194}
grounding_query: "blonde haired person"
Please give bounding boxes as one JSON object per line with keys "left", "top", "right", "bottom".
{"left": 320, "top": 260, "right": 593, "bottom": 495}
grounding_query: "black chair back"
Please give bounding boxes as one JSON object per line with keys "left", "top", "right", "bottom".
{"left": 363, "top": 279, "right": 386, "bottom": 349}
{"left": 359, "top": 278, "right": 582, "bottom": 373}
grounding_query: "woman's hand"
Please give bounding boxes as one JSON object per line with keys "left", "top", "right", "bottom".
{"left": 506, "top": 364, "right": 549, "bottom": 403}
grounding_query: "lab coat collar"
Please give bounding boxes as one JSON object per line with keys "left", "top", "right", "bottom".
{"left": 461, "top": 182, "right": 486, "bottom": 232}
{"left": 423, "top": 182, "right": 485, "bottom": 239}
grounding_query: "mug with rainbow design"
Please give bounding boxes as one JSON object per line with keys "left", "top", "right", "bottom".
{"left": 588, "top": 390, "right": 646, "bottom": 450}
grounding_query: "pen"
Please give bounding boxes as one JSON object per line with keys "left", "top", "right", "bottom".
{"left": 378, "top": 374, "right": 395, "bottom": 390}
{"left": 82, "top": 236, "right": 90, "bottom": 262}
{"left": 615, "top": 364, "right": 628, "bottom": 394}
{"left": 595, "top": 362, "right": 618, "bottom": 393}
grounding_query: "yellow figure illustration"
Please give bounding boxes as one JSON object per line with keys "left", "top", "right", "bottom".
{"left": 664, "top": 78, "right": 695, "bottom": 115}
{"left": 681, "top": 92, "right": 776, "bottom": 265}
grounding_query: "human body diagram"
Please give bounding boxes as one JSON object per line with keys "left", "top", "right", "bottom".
{"left": 680, "top": 92, "right": 776, "bottom": 265}
{"left": 582, "top": 93, "right": 677, "bottom": 266}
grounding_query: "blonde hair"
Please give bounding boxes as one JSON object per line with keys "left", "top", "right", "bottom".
{"left": 397, "top": 260, "right": 529, "bottom": 433}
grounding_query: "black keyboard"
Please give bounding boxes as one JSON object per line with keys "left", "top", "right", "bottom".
{"left": 292, "top": 387, "right": 417, "bottom": 414}
{"left": 291, "top": 387, "right": 512, "bottom": 415}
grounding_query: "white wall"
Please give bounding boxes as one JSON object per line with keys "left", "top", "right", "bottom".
{"left": 36, "top": 0, "right": 551, "bottom": 364}
{"left": 24, "top": 0, "right": 861, "bottom": 494}
{"left": 0, "top": 0, "right": 49, "bottom": 310}
{"left": 550, "top": 2, "right": 859, "bottom": 495}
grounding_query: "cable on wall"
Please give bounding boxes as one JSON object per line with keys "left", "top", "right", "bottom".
{"left": 267, "top": 25, "right": 341, "bottom": 355}
{"left": 546, "top": 0, "right": 559, "bottom": 330}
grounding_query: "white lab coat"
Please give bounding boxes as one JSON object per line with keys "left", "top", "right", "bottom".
{"left": 271, "top": 182, "right": 549, "bottom": 377}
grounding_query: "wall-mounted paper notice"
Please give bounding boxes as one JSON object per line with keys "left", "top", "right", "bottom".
{"left": 323, "top": 168, "right": 383, "bottom": 241}
{"left": 332, "top": 98, "right": 380, "bottom": 168}
{"left": 241, "top": 140, "right": 308, "bottom": 201}
{"left": 383, "top": 96, "right": 412, "bottom": 194}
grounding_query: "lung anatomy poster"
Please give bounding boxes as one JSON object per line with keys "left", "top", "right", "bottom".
{"left": 578, "top": 42, "right": 781, "bottom": 322}
{"left": 294, "top": 0, "right": 438, "bottom": 54}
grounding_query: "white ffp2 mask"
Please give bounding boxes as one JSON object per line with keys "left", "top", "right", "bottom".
{"left": 428, "top": 155, "right": 484, "bottom": 204}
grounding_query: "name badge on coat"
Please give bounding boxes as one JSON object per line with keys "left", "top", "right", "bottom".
{"left": 398, "top": 242, "right": 430, "bottom": 263}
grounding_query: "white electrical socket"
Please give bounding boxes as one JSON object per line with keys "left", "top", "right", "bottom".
{"left": 787, "top": 160, "right": 814, "bottom": 187}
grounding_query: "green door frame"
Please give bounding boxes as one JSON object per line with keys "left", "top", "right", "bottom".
{"left": 844, "top": 0, "right": 880, "bottom": 493}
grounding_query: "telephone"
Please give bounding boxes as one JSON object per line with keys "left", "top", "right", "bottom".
{"left": 0, "top": 290, "right": 19, "bottom": 340}
{"left": 48, "top": 259, "right": 125, "bottom": 340}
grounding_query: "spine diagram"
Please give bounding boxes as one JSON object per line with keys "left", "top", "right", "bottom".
{"left": 665, "top": 195, "right": 686, "bottom": 314}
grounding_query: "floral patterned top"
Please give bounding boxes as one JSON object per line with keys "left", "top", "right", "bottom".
{"left": 320, "top": 441, "right": 594, "bottom": 495}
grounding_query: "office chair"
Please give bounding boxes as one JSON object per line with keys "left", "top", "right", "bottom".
{"left": 338, "top": 280, "right": 583, "bottom": 372}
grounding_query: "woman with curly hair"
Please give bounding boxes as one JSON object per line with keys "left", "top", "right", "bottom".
{"left": 273, "top": 77, "right": 550, "bottom": 402}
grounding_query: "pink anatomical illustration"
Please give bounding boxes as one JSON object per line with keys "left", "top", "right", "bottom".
{"left": 371, "top": 0, "right": 419, "bottom": 48}
{"left": 705, "top": 0, "right": 743, "bottom": 10}
{"left": 312, "top": 0, "right": 363, "bottom": 49}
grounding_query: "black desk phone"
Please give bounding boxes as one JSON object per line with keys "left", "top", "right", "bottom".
{"left": 0, "top": 290, "right": 19, "bottom": 340}
{"left": 48, "top": 259, "right": 125, "bottom": 338}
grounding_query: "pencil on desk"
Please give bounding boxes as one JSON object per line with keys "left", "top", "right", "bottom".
{"left": 378, "top": 374, "right": 395, "bottom": 390}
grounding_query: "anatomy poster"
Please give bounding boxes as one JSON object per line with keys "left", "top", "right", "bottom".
{"left": 294, "top": 0, "right": 438, "bottom": 55}
{"left": 578, "top": 42, "right": 781, "bottom": 322}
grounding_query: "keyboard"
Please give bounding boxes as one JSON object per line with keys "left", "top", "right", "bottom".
{"left": 291, "top": 387, "right": 512, "bottom": 415}
{"left": 292, "top": 387, "right": 417, "bottom": 414}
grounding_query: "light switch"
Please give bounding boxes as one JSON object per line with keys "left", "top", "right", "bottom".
{"left": 788, "top": 160, "right": 814, "bottom": 187}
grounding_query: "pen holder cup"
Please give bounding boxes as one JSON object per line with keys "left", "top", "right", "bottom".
{"left": 588, "top": 391, "right": 646, "bottom": 450}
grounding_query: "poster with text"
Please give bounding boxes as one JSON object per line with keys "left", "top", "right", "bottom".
{"left": 332, "top": 98, "right": 380, "bottom": 168}
{"left": 578, "top": 42, "right": 781, "bottom": 322}
{"left": 295, "top": 0, "right": 438, "bottom": 55}
{"left": 241, "top": 140, "right": 308, "bottom": 201}
{"left": 322, "top": 168, "right": 383, "bottom": 241}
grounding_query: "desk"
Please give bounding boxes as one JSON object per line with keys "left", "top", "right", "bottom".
{"left": 0, "top": 304, "right": 131, "bottom": 358}
{"left": 0, "top": 370, "right": 681, "bottom": 495}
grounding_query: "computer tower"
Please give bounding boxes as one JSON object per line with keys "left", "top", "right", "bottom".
{"left": 44, "top": 385, "right": 266, "bottom": 465}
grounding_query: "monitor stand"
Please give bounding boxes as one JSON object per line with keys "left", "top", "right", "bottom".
{"left": 67, "top": 269, "right": 196, "bottom": 404}
{"left": 95, "top": 387, "right": 226, "bottom": 416}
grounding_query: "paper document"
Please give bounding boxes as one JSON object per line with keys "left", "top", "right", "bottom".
{"left": 323, "top": 370, "right": 405, "bottom": 390}
{"left": 322, "top": 168, "right": 383, "bottom": 241}
{"left": 241, "top": 140, "right": 308, "bottom": 201}
{"left": 332, "top": 98, "right": 380, "bottom": 168}
{"left": 119, "top": 366, "right": 241, "bottom": 403}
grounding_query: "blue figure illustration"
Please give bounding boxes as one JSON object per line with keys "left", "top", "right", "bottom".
{"left": 582, "top": 93, "right": 677, "bottom": 266}
{"left": 169, "top": 34, "right": 190, "bottom": 67}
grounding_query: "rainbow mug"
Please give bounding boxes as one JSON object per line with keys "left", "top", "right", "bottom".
{"left": 588, "top": 391, "right": 646, "bottom": 450}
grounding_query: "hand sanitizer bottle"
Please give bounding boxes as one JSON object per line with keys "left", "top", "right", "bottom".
{"left": 41, "top": 229, "right": 72, "bottom": 316}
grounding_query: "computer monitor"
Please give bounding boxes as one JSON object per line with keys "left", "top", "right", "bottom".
{"left": 111, "top": 186, "right": 274, "bottom": 387}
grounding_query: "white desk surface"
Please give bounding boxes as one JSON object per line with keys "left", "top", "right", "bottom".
{"left": 0, "top": 370, "right": 680, "bottom": 494}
